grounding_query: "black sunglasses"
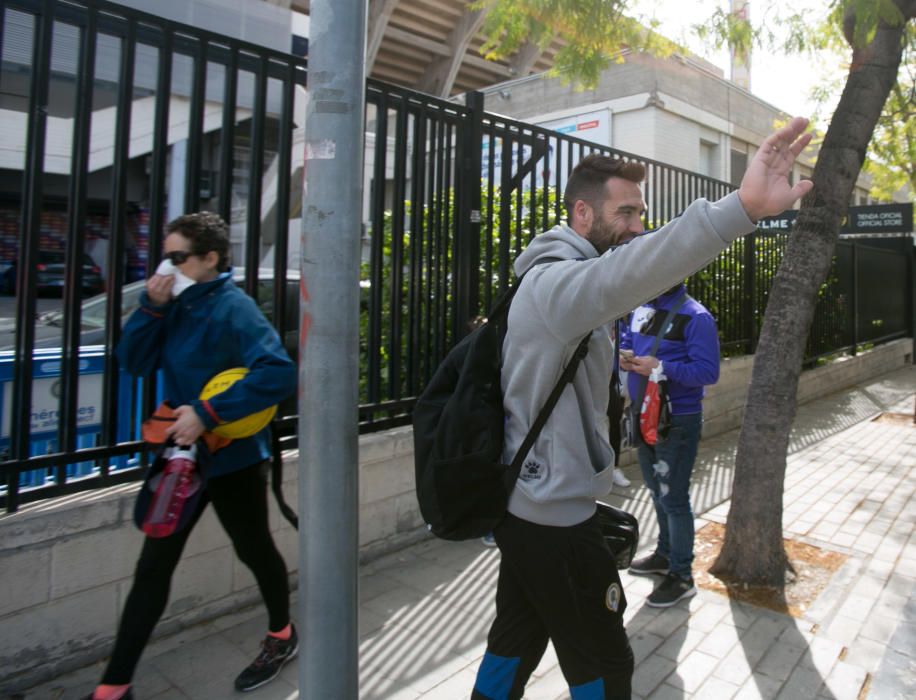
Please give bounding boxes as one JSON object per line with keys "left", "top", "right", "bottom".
{"left": 163, "top": 250, "right": 193, "bottom": 265}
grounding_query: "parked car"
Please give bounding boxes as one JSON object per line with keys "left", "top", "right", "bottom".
{"left": 0, "top": 268, "right": 299, "bottom": 354}
{"left": 0, "top": 251, "right": 105, "bottom": 297}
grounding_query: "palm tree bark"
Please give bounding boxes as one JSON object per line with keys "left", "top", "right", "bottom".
{"left": 711, "top": 0, "right": 915, "bottom": 587}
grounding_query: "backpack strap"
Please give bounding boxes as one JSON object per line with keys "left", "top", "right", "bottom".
{"left": 506, "top": 332, "right": 591, "bottom": 484}
{"left": 629, "top": 293, "right": 689, "bottom": 427}
{"left": 271, "top": 453, "right": 298, "bottom": 529}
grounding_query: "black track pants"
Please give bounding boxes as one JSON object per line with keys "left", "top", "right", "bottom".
{"left": 472, "top": 513, "right": 634, "bottom": 700}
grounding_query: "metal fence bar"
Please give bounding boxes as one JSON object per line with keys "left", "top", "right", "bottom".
{"left": 272, "top": 64, "right": 294, "bottom": 347}
{"left": 9, "top": 0, "right": 54, "bottom": 512}
{"left": 1, "top": 0, "right": 911, "bottom": 509}
{"left": 184, "top": 38, "right": 206, "bottom": 214}
{"left": 366, "top": 96, "right": 387, "bottom": 407}
{"left": 58, "top": 5, "right": 97, "bottom": 467}
{"left": 243, "top": 59, "right": 267, "bottom": 296}
{"left": 388, "top": 100, "right": 407, "bottom": 399}
{"left": 99, "top": 18, "right": 135, "bottom": 478}
{"left": 217, "top": 48, "right": 238, "bottom": 224}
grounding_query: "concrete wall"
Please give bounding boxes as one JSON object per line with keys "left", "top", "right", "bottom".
{"left": 0, "top": 338, "right": 912, "bottom": 693}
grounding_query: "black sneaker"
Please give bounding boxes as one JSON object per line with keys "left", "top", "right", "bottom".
{"left": 647, "top": 573, "right": 697, "bottom": 608}
{"left": 628, "top": 551, "right": 670, "bottom": 575}
{"left": 235, "top": 625, "right": 299, "bottom": 692}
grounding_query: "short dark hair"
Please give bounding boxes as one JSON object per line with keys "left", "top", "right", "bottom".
{"left": 564, "top": 156, "right": 646, "bottom": 220}
{"left": 166, "top": 212, "right": 231, "bottom": 272}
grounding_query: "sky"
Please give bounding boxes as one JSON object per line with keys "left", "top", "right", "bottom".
{"left": 292, "top": 1, "right": 848, "bottom": 125}
{"left": 627, "top": 0, "right": 845, "bottom": 123}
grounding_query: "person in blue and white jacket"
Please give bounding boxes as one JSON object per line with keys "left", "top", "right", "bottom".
{"left": 620, "top": 282, "right": 720, "bottom": 608}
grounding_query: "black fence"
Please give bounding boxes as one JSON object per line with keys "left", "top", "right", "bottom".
{"left": 1, "top": 0, "right": 912, "bottom": 511}
{"left": 0, "top": 0, "right": 305, "bottom": 509}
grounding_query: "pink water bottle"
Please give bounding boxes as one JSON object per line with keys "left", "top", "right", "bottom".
{"left": 142, "top": 444, "right": 201, "bottom": 538}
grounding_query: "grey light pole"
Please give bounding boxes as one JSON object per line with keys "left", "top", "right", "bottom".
{"left": 297, "top": 1, "right": 367, "bottom": 697}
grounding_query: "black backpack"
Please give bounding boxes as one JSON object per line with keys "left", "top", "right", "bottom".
{"left": 412, "top": 275, "right": 589, "bottom": 540}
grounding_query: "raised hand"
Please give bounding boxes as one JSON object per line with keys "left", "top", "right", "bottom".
{"left": 737, "top": 117, "right": 814, "bottom": 222}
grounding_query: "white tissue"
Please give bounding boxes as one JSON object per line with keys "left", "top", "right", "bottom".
{"left": 155, "top": 259, "right": 197, "bottom": 297}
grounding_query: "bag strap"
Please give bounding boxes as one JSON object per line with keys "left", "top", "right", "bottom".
{"left": 507, "top": 332, "right": 591, "bottom": 482}
{"left": 631, "top": 293, "right": 689, "bottom": 416}
{"left": 271, "top": 451, "right": 299, "bottom": 529}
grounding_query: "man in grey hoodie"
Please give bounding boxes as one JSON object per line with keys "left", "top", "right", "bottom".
{"left": 470, "top": 117, "right": 813, "bottom": 700}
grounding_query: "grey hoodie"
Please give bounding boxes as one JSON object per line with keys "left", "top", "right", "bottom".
{"left": 502, "top": 191, "right": 755, "bottom": 526}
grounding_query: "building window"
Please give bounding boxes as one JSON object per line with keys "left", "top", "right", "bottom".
{"left": 699, "top": 141, "right": 718, "bottom": 178}
{"left": 730, "top": 149, "right": 748, "bottom": 187}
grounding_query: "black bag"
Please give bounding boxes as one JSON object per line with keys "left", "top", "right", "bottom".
{"left": 596, "top": 501, "right": 639, "bottom": 569}
{"left": 134, "top": 440, "right": 209, "bottom": 538}
{"left": 413, "top": 278, "right": 589, "bottom": 541}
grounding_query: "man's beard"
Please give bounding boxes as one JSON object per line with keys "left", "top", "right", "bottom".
{"left": 586, "top": 216, "right": 622, "bottom": 255}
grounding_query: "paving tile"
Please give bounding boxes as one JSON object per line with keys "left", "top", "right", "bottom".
{"left": 641, "top": 606, "right": 690, "bottom": 638}
{"left": 632, "top": 653, "right": 677, "bottom": 698}
{"left": 836, "top": 592, "right": 877, "bottom": 622}
{"left": 663, "top": 649, "right": 719, "bottom": 693}
{"left": 755, "top": 635, "right": 806, "bottom": 683}
{"left": 646, "top": 683, "right": 683, "bottom": 700}
{"left": 417, "top": 667, "right": 479, "bottom": 699}
{"left": 629, "top": 631, "right": 666, "bottom": 665}
{"left": 725, "top": 601, "right": 760, "bottom": 630}
{"left": 820, "top": 660, "right": 868, "bottom": 700}
{"left": 694, "top": 676, "right": 740, "bottom": 700}
{"left": 523, "top": 664, "right": 569, "bottom": 700}
{"left": 796, "top": 635, "right": 844, "bottom": 677}
{"left": 844, "top": 636, "right": 887, "bottom": 673}
{"left": 713, "top": 645, "right": 753, "bottom": 687}
{"left": 149, "top": 632, "right": 249, "bottom": 685}
{"left": 822, "top": 614, "right": 864, "bottom": 647}
{"left": 736, "top": 615, "right": 790, "bottom": 668}
{"left": 868, "top": 646, "right": 916, "bottom": 700}
{"left": 687, "top": 598, "right": 731, "bottom": 633}
{"left": 776, "top": 663, "right": 825, "bottom": 699}
{"left": 733, "top": 672, "right": 784, "bottom": 700}
{"left": 654, "top": 623, "right": 709, "bottom": 663}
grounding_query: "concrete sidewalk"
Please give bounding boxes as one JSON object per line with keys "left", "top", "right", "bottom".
{"left": 22, "top": 365, "right": 916, "bottom": 700}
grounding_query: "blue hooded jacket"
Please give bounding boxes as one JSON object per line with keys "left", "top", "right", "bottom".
{"left": 620, "top": 283, "right": 719, "bottom": 416}
{"left": 117, "top": 268, "right": 296, "bottom": 478}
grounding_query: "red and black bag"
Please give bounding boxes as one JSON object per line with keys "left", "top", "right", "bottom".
{"left": 133, "top": 402, "right": 229, "bottom": 538}
{"left": 630, "top": 296, "right": 686, "bottom": 447}
{"left": 639, "top": 365, "right": 672, "bottom": 446}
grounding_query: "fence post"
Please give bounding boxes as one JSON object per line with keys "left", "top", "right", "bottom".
{"left": 743, "top": 232, "right": 757, "bottom": 353}
{"left": 455, "top": 91, "right": 484, "bottom": 338}
{"left": 909, "top": 238, "right": 915, "bottom": 364}
{"left": 851, "top": 243, "right": 859, "bottom": 356}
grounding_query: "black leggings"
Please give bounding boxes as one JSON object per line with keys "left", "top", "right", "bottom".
{"left": 102, "top": 461, "right": 290, "bottom": 684}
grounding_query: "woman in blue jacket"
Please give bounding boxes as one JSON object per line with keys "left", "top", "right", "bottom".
{"left": 86, "top": 213, "right": 297, "bottom": 700}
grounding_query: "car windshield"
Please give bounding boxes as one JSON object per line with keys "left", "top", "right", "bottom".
{"left": 41, "top": 281, "right": 146, "bottom": 329}
{"left": 37, "top": 269, "right": 292, "bottom": 331}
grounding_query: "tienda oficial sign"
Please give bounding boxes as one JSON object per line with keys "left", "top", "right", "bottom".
{"left": 757, "top": 203, "right": 913, "bottom": 234}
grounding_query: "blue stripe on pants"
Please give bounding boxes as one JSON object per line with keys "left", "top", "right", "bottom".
{"left": 570, "top": 677, "right": 605, "bottom": 699}
{"left": 474, "top": 652, "right": 521, "bottom": 700}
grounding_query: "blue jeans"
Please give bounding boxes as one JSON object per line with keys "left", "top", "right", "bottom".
{"left": 636, "top": 412, "right": 703, "bottom": 580}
